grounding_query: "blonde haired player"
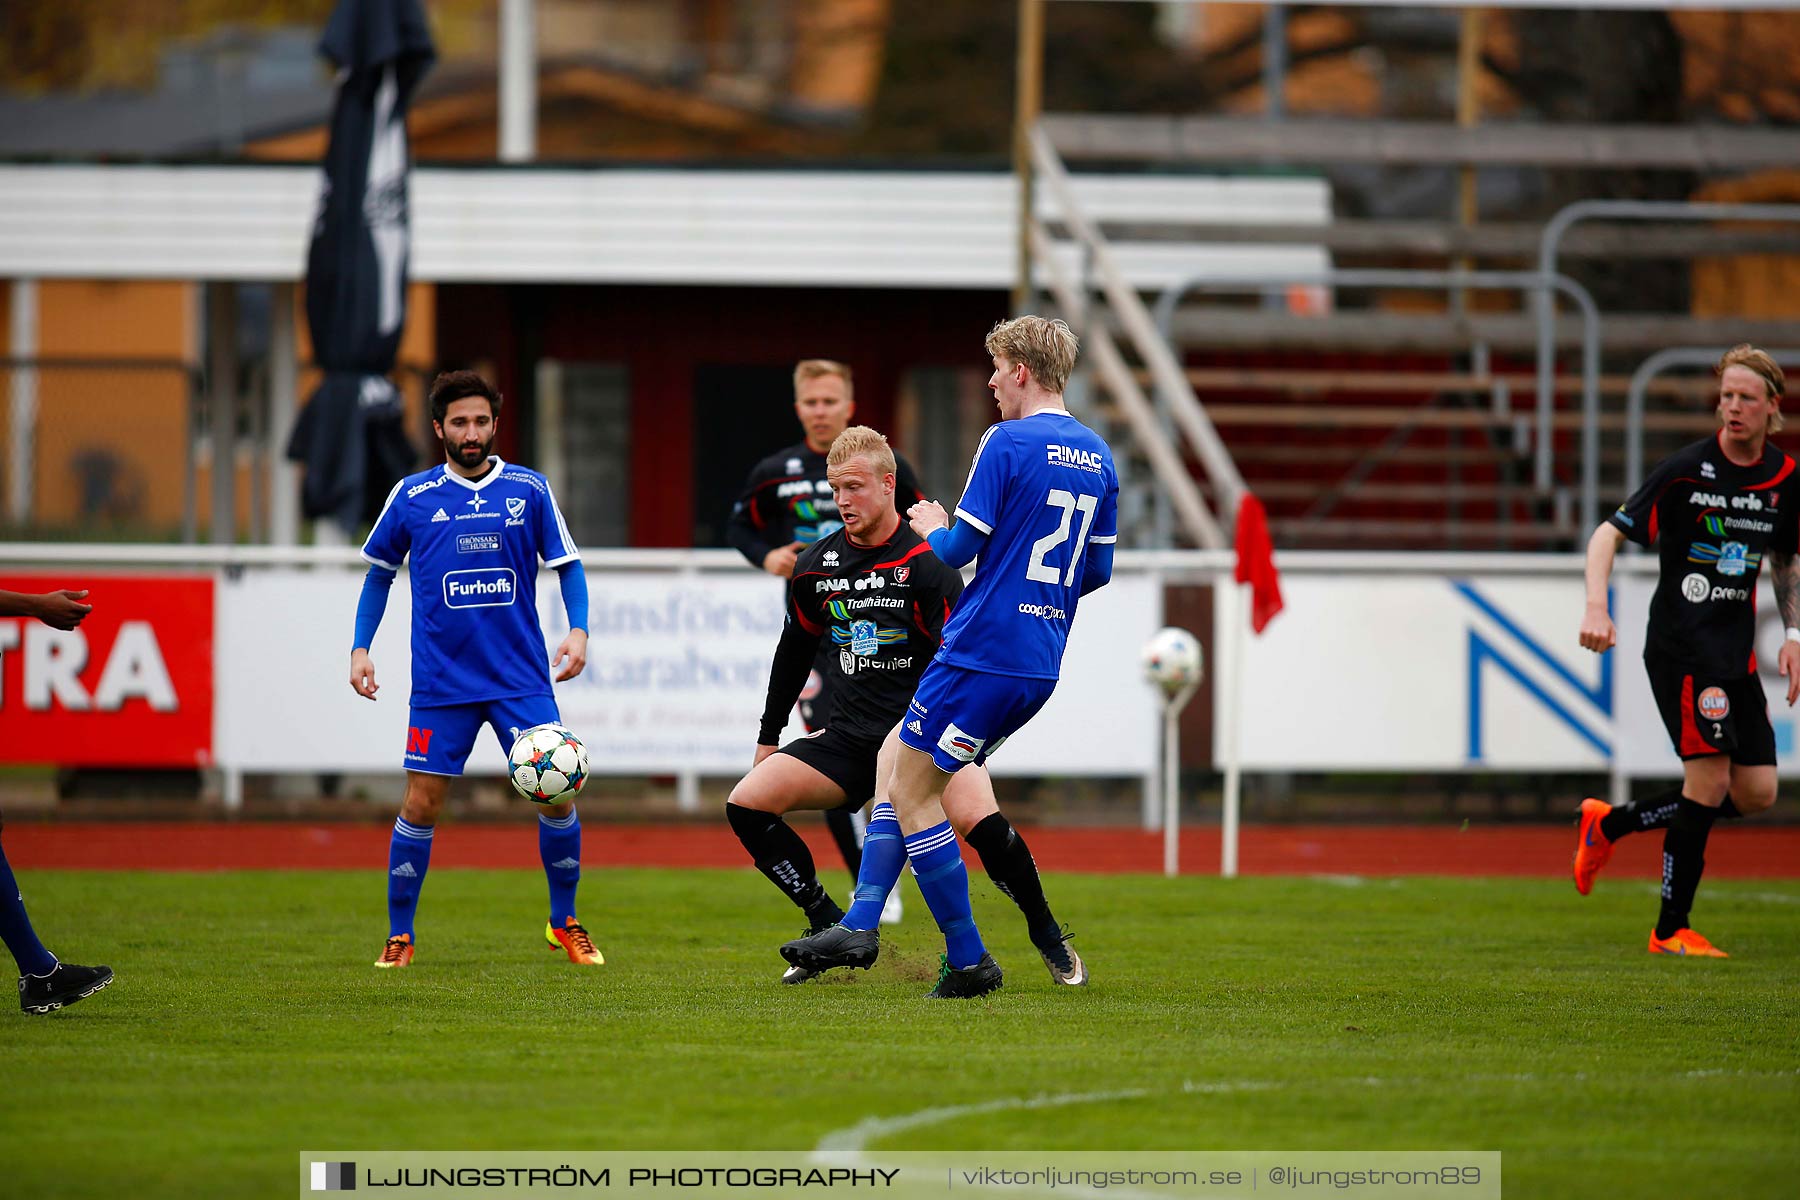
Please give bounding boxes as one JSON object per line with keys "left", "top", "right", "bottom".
{"left": 1575, "top": 345, "right": 1798, "bottom": 956}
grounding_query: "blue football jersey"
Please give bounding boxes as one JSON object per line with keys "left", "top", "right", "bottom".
{"left": 361, "top": 457, "right": 580, "bottom": 706}
{"left": 935, "top": 411, "right": 1119, "bottom": 679}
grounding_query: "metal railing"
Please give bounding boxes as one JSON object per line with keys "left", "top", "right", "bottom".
{"left": 1027, "top": 125, "right": 1248, "bottom": 549}
{"left": 1625, "top": 347, "right": 1800, "bottom": 498}
{"left": 1535, "top": 200, "right": 1800, "bottom": 446}
{"left": 1150, "top": 269, "right": 1604, "bottom": 533}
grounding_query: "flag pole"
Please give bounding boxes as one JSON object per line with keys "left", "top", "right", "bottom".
{"left": 1220, "top": 578, "right": 1246, "bottom": 879}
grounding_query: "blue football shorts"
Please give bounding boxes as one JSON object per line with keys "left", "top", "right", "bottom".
{"left": 897, "top": 661, "right": 1057, "bottom": 774}
{"left": 403, "top": 694, "right": 562, "bottom": 776}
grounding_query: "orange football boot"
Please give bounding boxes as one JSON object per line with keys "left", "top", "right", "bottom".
{"left": 546, "top": 918, "right": 605, "bottom": 965}
{"left": 1648, "top": 928, "right": 1728, "bottom": 958}
{"left": 1573, "top": 798, "right": 1614, "bottom": 896}
{"left": 374, "top": 933, "right": 414, "bottom": 968}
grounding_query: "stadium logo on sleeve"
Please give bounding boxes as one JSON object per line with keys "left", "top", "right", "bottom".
{"left": 1697, "top": 687, "right": 1730, "bottom": 721}
{"left": 444, "top": 568, "right": 517, "bottom": 608}
{"left": 456, "top": 533, "right": 501, "bottom": 554}
{"left": 938, "top": 724, "right": 984, "bottom": 763}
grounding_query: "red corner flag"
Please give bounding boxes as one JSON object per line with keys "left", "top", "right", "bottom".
{"left": 1233, "top": 491, "right": 1284, "bottom": 634}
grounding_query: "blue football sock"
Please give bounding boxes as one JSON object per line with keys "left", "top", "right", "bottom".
{"left": 905, "top": 820, "right": 985, "bottom": 969}
{"left": 0, "top": 840, "right": 56, "bottom": 976}
{"left": 539, "top": 809, "right": 581, "bottom": 927}
{"left": 387, "top": 818, "right": 434, "bottom": 940}
{"left": 843, "top": 802, "right": 905, "bottom": 931}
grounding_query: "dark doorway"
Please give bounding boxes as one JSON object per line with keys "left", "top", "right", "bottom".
{"left": 692, "top": 364, "right": 799, "bottom": 547}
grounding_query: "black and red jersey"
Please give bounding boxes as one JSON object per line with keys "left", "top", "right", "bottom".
{"left": 1609, "top": 432, "right": 1800, "bottom": 676}
{"left": 757, "top": 524, "right": 962, "bottom": 744}
{"left": 726, "top": 441, "right": 925, "bottom": 569}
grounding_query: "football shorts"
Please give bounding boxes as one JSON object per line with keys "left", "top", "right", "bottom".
{"left": 776, "top": 724, "right": 881, "bottom": 811}
{"left": 404, "top": 694, "right": 562, "bottom": 776}
{"left": 1644, "top": 651, "right": 1776, "bottom": 766}
{"left": 897, "top": 661, "right": 1057, "bottom": 774}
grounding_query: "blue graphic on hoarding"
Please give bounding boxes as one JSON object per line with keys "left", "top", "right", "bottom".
{"left": 1456, "top": 581, "right": 1613, "bottom": 762}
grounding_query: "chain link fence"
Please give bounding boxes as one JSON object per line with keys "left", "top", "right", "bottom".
{"left": 0, "top": 358, "right": 449, "bottom": 544}
{"left": 0, "top": 357, "right": 202, "bottom": 543}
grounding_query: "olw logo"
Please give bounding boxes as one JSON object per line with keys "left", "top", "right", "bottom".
{"left": 406, "top": 727, "right": 434, "bottom": 756}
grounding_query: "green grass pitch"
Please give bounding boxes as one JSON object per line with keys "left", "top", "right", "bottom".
{"left": 2, "top": 867, "right": 1796, "bottom": 1198}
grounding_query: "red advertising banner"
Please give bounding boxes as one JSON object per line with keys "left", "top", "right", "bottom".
{"left": 0, "top": 574, "right": 214, "bottom": 767}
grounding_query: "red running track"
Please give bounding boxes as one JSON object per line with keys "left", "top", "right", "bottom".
{"left": 5, "top": 821, "right": 1798, "bottom": 878}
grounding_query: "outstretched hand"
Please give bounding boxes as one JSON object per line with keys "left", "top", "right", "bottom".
{"left": 1578, "top": 603, "right": 1616, "bottom": 654}
{"left": 552, "top": 629, "right": 589, "bottom": 682}
{"left": 36, "top": 589, "right": 92, "bottom": 631}
{"left": 350, "top": 648, "right": 379, "bottom": 700}
{"left": 907, "top": 499, "right": 949, "bottom": 540}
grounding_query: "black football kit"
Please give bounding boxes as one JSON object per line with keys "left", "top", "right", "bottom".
{"left": 758, "top": 523, "right": 962, "bottom": 806}
{"left": 1609, "top": 432, "right": 1799, "bottom": 763}
{"left": 727, "top": 442, "right": 925, "bottom": 729}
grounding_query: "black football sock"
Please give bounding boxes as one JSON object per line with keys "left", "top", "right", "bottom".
{"left": 1599, "top": 784, "right": 1683, "bottom": 841}
{"left": 726, "top": 803, "right": 841, "bottom": 925}
{"left": 1654, "top": 798, "right": 1718, "bottom": 940}
{"left": 1602, "top": 788, "right": 1743, "bottom": 842}
{"left": 824, "top": 807, "right": 864, "bottom": 876}
{"left": 965, "top": 813, "right": 1057, "bottom": 937}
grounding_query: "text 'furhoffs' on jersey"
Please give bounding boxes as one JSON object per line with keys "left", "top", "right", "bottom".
{"left": 362, "top": 457, "right": 581, "bottom": 706}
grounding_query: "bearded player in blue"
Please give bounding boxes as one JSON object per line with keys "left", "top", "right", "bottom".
{"left": 785, "top": 316, "right": 1118, "bottom": 997}
{"left": 349, "top": 371, "right": 600, "bottom": 969}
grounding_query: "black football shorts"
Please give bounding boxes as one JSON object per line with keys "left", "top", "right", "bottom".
{"left": 1644, "top": 650, "right": 1777, "bottom": 766}
{"left": 776, "top": 723, "right": 881, "bottom": 811}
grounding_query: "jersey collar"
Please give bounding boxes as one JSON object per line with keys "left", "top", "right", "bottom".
{"left": 443, "top": 456, "right": 507, "bottom": 492}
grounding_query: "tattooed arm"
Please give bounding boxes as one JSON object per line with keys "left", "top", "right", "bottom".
{"left": 1768, "top": 549, "right": 1800, "bottom": 705}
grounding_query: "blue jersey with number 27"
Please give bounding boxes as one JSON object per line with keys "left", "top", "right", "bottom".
{"left": 361, "top": 457, "right": 580, "bottom": 707}
{"left": 935, "top": 411, "right": 1119, "bottom": 680}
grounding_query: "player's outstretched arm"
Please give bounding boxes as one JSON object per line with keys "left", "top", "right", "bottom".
{"left": 350, "top": 565, "right": 397, "bottom": 699}
{"left": 726, "top": 461, "right": 781, "bottom": 571}
{"left": 0, "top": 587, "right": 92, "bottom": 630}
{"left": 1078, "top": 541, "right": 1115, "bottom": 596}
{"left": 907, "top": 498, "right": 950, "bottom": 539}
{"left": 552, "top": 562, "right": 590, "bottom": 682}
{"left": 1769, "top": 549, "right": 1800, "bottom": 705}
{"left": 757, "top": 616, "right": 822, "bottom": 749}
{"left": 1579, "top": 523, "right": 1625, "bottom": 654}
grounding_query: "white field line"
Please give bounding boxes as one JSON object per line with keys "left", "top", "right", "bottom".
{"left": 814, "top": 1069, "right": 1796, "bottom": 1158}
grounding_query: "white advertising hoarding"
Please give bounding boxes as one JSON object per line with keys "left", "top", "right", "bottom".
{"left": 1230, "top": 569, "right": 1800, "bottom": 775}
{"left": 216, "top": 566, "right": 1159, "bottom": 778}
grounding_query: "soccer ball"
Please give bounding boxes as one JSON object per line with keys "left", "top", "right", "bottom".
{"left": 508, "top": 723, "right": 589, "bottom": 804}
{"left": 1141, "top": 626, "right": 1203, "bottom": 693}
